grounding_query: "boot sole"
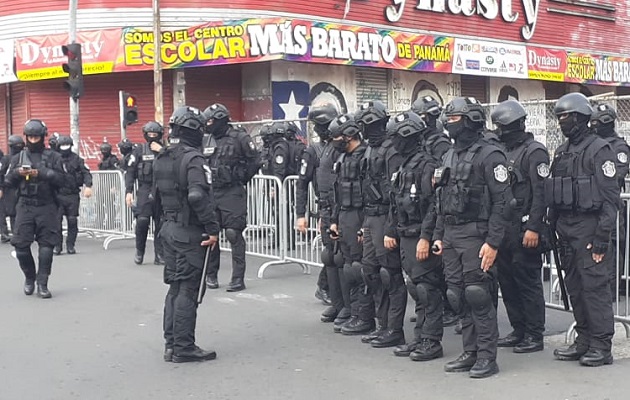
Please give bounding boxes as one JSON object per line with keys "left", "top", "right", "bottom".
{"left": 579, "top": 357, "right": 613, "bottom": 367}
{"left": 371, "top": 339, "right": 406, "bottom": 348}
{"left": 554, "top": 354, "right": 584, "bottom": 361}
{"left": 37, "top": 293, "right": 52, "bottom": 299}
{"left": 469, "top": 364, "right": 499, "bottom": 379}
{"left": 341, "top": 329, "right": 373, "bottom": 336}
{"left": 172, "top": 353, "right": 217, "bottom": 363}
{"left": 321, "top": 316, "right": 337, "bottom": 323}
{"left": 513, "top": 346, "right": 544, "bottom": 354}
{"left": 410, "top": 349, "right": 444, "bottom": 361}
{"left": 445, "top": 361, "right": 476, "bottom": 373}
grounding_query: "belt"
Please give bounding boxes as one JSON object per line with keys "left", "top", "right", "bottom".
{"left": 364, "top": 204, "right": 390, "bottom": 216}
{"left": 443, "top": 215, "right": 483, "bottom": 225}
{"left": 19, "top": 198, "right": 53, "bottom": 207}
{"left": 162, "top": 210, "right": 185, "bottom": 223}
{"left": 397, "top": 226, "right": 421, "bottom": 237}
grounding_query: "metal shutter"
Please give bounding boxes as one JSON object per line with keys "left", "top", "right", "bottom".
{"left": 356, "top": 67, "right": 389, "bottom": 106}
{"left": 460, "top": 75, "right": 488, "bottom": 103}
{"left": 184, "top": 64, "right": 243, "bottom": 121}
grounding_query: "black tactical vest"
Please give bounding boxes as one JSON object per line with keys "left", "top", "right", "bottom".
{"left": 203, "top": 127, "right": 248, "bottom": 188}
{"left": 545, "top": 135, "right": 606, "bottom": 212}
{"left": 287, "top": 139, "right": 306, "bottom": 176}
{"left": 392, "top": 151, "right": 433, "bottom": 228}
{"left": 136, "top": 143, "right": 156, "bottom": 185}
{"left": 60, "top": 153, "right": 84, "bottom": 195}
{"left": 423, "top": 131, "right": 451, "bottom": 161}
{"left": 437, "top": 143, "right": 492, "bottom": 222}
{"left": 334, "top": 145, "right": 366, "bottom": 210}
{"left": 153, "top": 147, "right": 197, "bottom": 224}
{"left": 507, "top": 137, "right": 546, "bottom": 216}
{"left": 316, "top": 142, "right": 339, "bottom": 209}
{"left": 17, "top": 149, "right": 57, "bottom": 205}
{"left": 361, "top": 142, "right": 392, "bottom": 207}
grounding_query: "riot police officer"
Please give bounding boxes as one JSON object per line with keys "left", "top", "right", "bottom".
{"left": 126, "top": 121, "right": 165, "bottom": 265}
{"left": 48, "top": 132, "right": 61, "bottom": 153}
{"left": 4, "top": 119, "right": 65, "bottom": 298}
{"left": 261, "top": 121, "right": 304, "bottom": 180}
{"left": 433, "top": 97, "right": 511, "bottom": 378}
{"left": 0, "top": 136, "right": 25, "bottom": 240}
{"left": 98, "top": 142, "right": 120, "bottom": 170}
{"left": 350, "top": 101, "right": 406, "bottom": 347}
{"left": 202, "top": 103, "right": 261, "bottom": 292}
{"left": 297, "top": 104, "right": 344, "bottom": 322}
{"left": 386, "top": 111, "right": 445, "bottom": 361}
{"left": 55, "top": 135, "right": 93, "bottom": 255}
{"left": 548, "top": 93, "right": 619, "bottom": 367}
{"left": 490, "top": 100, "right": 548, "bottom": 353}
{"left": 154, "top": 106, "right": 219, "bottom": 363}
{"left": 0, "top": 148, "right": 11, "bottom": 242}
{"left": 117, "top": 138, "right": 135, "bottom": 174}
{"left": 328, "top": 114, "right": 375, "bottom": 335}
{"left": 590, "top": 103, "right": 630, "bottom": 298}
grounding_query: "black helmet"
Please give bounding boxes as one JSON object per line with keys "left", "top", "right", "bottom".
{"left": 285, "top": 121, "right": 300, "bottom": 137}
{"left": 355, "top": 101, "right": 389, "bottom": 126}
{"left": 169, "top": 106, "right": 206, "bottom": 132}
{"left": 203, "top": 103, "right": 230, "bottom": 120}
{"left": 58, "top": 135, "right": 73, "bottom": 148}
{"left": 591, "top": 103, "right": 617, "bottom": 125}
{"left": 49, "top": 132, "right": 60, "bottom": 150}
{"left": 308, "top": 103, "right": 339, "bottom": 125}
{"left": 411, "top": 96, "right": 442, "bottom": 117}
{"left": 554, "top": 93, "right": 593, "bottom": 117}
{"left": 259, "top": 123, "right": 274, "bottom": 145}
{"left": 9, "top": 135, "right": 25, "bottom": 153}
{"left": 443, "top": 97, "right": 486, "bottom": 124}
{"left": 24, "top": 119, "right": 48, "bottom": 137}
{"left": 328, "top": 114, "right": 361, "bottom": 139}
{"left": 270, "top": 121, "right": 288, "bottom": 137}
{"left": 142, "top": 121, "right": 164, "bottom": 140}
{"left": 117, "top": 138, "right": 134, "bottom": 155}
{"left": 100, "top": 143, "right": 112, "bottom": 154}
{"left": 386, "top": 111, "right": 427, "bottom": 137}
{"left": 491, "top": 99, "right": 527, "bottom": 127}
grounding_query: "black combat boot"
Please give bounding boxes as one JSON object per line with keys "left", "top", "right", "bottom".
{"left": 154, "top": 252, "right": 164, "bottom": 265}
{"left": 410, "top": 338, "right": 443, "bottom": 361}
{"left": 361, "top": 324, "right": 386, "bottom": 343}
{"left": 444, "top": 351, "right": 477, "bottom": 372}
{"left": 226, "top": 278, "right": 246, "bottom": 292}
{"left": 134, "top": 249, "right": 144, "bottom": 265}
{"left": 333, "top": 309, "right": 352, "bottom": 333}
{"left": 553, "top": 342, "right": 588, "bottom": 361}
{"left": 164, "top": 347, "right": 174, "bottom": 362}
{"left": 579, "top": 349, "right": 613, "bottom": 367}
{"left": 172, "top": 346, "right": 217, "bottom": 363}
{"left": 37, "top": 283, "right": 52, "bottom": 299}
{"left": 23, "top": 278, "right": 35, "bottom": 296}
{"left": 315, "top": 288, "right": 331, "bottom": 305}
{"left": 469, "top": 358, "right": 499, "bottom": 378}
{"left": 53, "top": 245, "right": 62, "bottom": 255}
{"left": 321, "top": 306, "right": 339, "bottom": 323}
{"left": 394, "top": 340, "right": 420, "bottom": 357}
{"left": 66, "top": 245, "right": 76, "bottom": 255}
{"left": 206, "top": 275, "right": 219, "bottom": 289}
{"left": 497, "top": 330, "right": 524, "bottom": 347}
{"left": 513, "top": 335, "right": 544, "bottom": 353}
{"left": 341, "top": 318, "right": 375, "bottom": 335}
{"left": 370, "top": 329, "right": 405, "bottom": 348}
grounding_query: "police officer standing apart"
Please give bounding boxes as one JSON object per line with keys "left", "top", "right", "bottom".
{"left": 297, "top": 104, "right": 346, "bottom": 322}
{"left": 98, "top": 142, "right": 120, "bottom": 171}
{"left": 54, "top": 135, "right": 93, "bottom": 255}
{"left": 490, "top": 100, "right": 549, "bottom": 353}
{"left": 433, "top": 97, "right": 511, "bottom": 378}
{"left": 202, "top": 103, "right": 261, "bottom": 292}
{"left": 387, "top": 111, "right": 444, "bottom": 361}
{"left": 154, "top": 106, "right": 220, "bottom": 363}
{"left": 548, "top": 93, "right": 619, "bottom": 367}
{"left": 0, "top": 136, "right": 25, "bottom": 241}
{"left": 126, "top": 121, "right": 165, "bottom": 265}
{"left": 5, "top": 119, "right": 65, "bottom": 298}
{"left": 329, "top": 114, "right": 375, "bottom": 334}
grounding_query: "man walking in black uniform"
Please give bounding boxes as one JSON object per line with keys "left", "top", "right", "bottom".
{"left": 328, "top": 114, "right": 375, "bottom": 335}
{"left": 297, "top": 104, "right": 346, "bottom": 322}
{"left": 387, "top": 111, "right": 444, "bottom": 361}
{"left": 548, "top": 93, "right": 619, "bottom": 367}
{"left": 154, "top": 106, "right": 219, "bottom": 363}
{"left": 202, "top": 103, "right": 261, "bottom": 292}
{"left": 5, "top": 119, "right": 65, "bottom": 298}
{"left": 433, "top": 97, "right": 511, "bottom": 378}
{"left": 0, "top": 136, "right": 25, "bottom": 242}
{"left": 490, "top": 100, "right": 549, "bottom": 353}
{"left": 126, "top": 121, "right": 165, "bottom": 265}
{"left": 54, "top": 135, "right": 93, "bottom": 255}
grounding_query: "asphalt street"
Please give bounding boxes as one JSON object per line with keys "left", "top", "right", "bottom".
{"left": 0, "top": 236, "right": 628, "bottom": 400}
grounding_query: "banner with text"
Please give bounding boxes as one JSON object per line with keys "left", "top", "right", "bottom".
{"left": 0, "top": 39, "right": 18, "bottom": 84}
{"left": 452, "top": 38, "right": 527, "bottom": 79}
{"left": 526, "top": 47, "right": 566, "bottom": 82}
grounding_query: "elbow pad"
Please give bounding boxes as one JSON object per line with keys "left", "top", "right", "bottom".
{"left": 187, "top": 189, "right": 205, "bottom": 206}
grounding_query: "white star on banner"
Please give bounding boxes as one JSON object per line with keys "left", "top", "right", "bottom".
{"left": 279, "top": 91, "right": 305, "bottom": 120}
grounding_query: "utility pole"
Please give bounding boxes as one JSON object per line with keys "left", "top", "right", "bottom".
{"left": 68, "top": 0, "right": 79, "bottom": 153}
{"left": 153, "top": 0, "right": 164, "bottom": 124}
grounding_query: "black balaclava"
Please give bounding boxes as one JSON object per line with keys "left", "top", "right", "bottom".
{"left": 26, "top": 137, "right": 45, "bottom": 153}
{"left": 206, "top": 117, "right": 229, "bottom": 138}
{"left": 314, "top": 123, "right": 331, "bottom": 142}
{"left": 393, "top": 132, "right": 421, "bottom": 155}
{"left": 560, "top": 113, "right": 590, "bottom": 144}
{"left": 365, "top": 120, "right": 387, "bottom": 147}
{"left": 497, "top": 119, "right": 529, "bottom": 150}
{"left": 332, "top": 137, "right": 350, "bottom": 152}
{"left": 591, "top": 121, "right": 615, "bottom": 138}
{"left": 176, "top": 126, "right": 203, "bottom": 149}
{"left": 447, "top": 118, "right": 481, "bottom": 150}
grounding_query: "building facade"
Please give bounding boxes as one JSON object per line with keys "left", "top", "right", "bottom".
{"left": 1, "top": 0, "right": 630, "bottom": 166}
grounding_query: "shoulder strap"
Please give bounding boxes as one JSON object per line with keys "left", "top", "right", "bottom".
{"left": 463, "top": 143, "right": 482, "bottom": 163}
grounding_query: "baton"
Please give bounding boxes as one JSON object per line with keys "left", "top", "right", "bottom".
{"left": 197, "top": 233, "right": 212, "bottom": 305}
{"left": 548, "top": 228, "right": 570, "bottom": 311}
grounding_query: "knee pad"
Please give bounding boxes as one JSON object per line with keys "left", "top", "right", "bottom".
{"left": 415, "top": 282, "right": 431, "bottom": 308}
{"left": 343, "top": 262, "right": 363, "bottom": 284}
{"left": 406, "top": 278, "right": 419, "bottom": 302}
{"left": 379, "top": 268, "right": 391, "bottom": 290}
{"left": 446, "top": 287, "right": 463, "bottom": 314}
{"left": 464, "top": 284, "right": 491, "bottom": 310}
{"left": 321, "top": 247, "right": 334, "bottom": 266}
{"left": 225, "top": 228, "right": 242, "bottom": 243}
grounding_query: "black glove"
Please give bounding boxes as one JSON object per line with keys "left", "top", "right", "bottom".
{"left": 591, "top": 241, "right": 609, "bottom": 255}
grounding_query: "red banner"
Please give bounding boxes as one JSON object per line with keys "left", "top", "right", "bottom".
{"left": 526, "top": 47, "right": 566, "bottom": 82}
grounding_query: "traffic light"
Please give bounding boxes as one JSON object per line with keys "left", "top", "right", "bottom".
{"left": 122, "top": 92, "right": 138, "bottom": 126}
{"left": 61, "top": 43, "right": 84, "bottom": 99}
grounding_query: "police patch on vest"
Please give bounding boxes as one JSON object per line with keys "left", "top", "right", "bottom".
{"left": 494, "top": 164, "right": 508, "bottom": 182}
{"left": 536, "top": 163, "right": 550, "bottom": 178}
{"left": 202, "top": 165, "right": 212, "bottom": 184}
{"left": 275, "top": 155, "right": 284, "bottom": 164}
{"left": 300, "top": 159, "right": 307, "bottom": 175}
{"left": 142, "top": 154, "right": 154, "bottom": 161}
{"left": 618, "top": 152, "right": 628, "bottom": 164}
{"left": 602, "top": 160, "right": 616, "bottom": 178}
{"left": 203, "top": 147, "right": 215, "bottom": 155}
